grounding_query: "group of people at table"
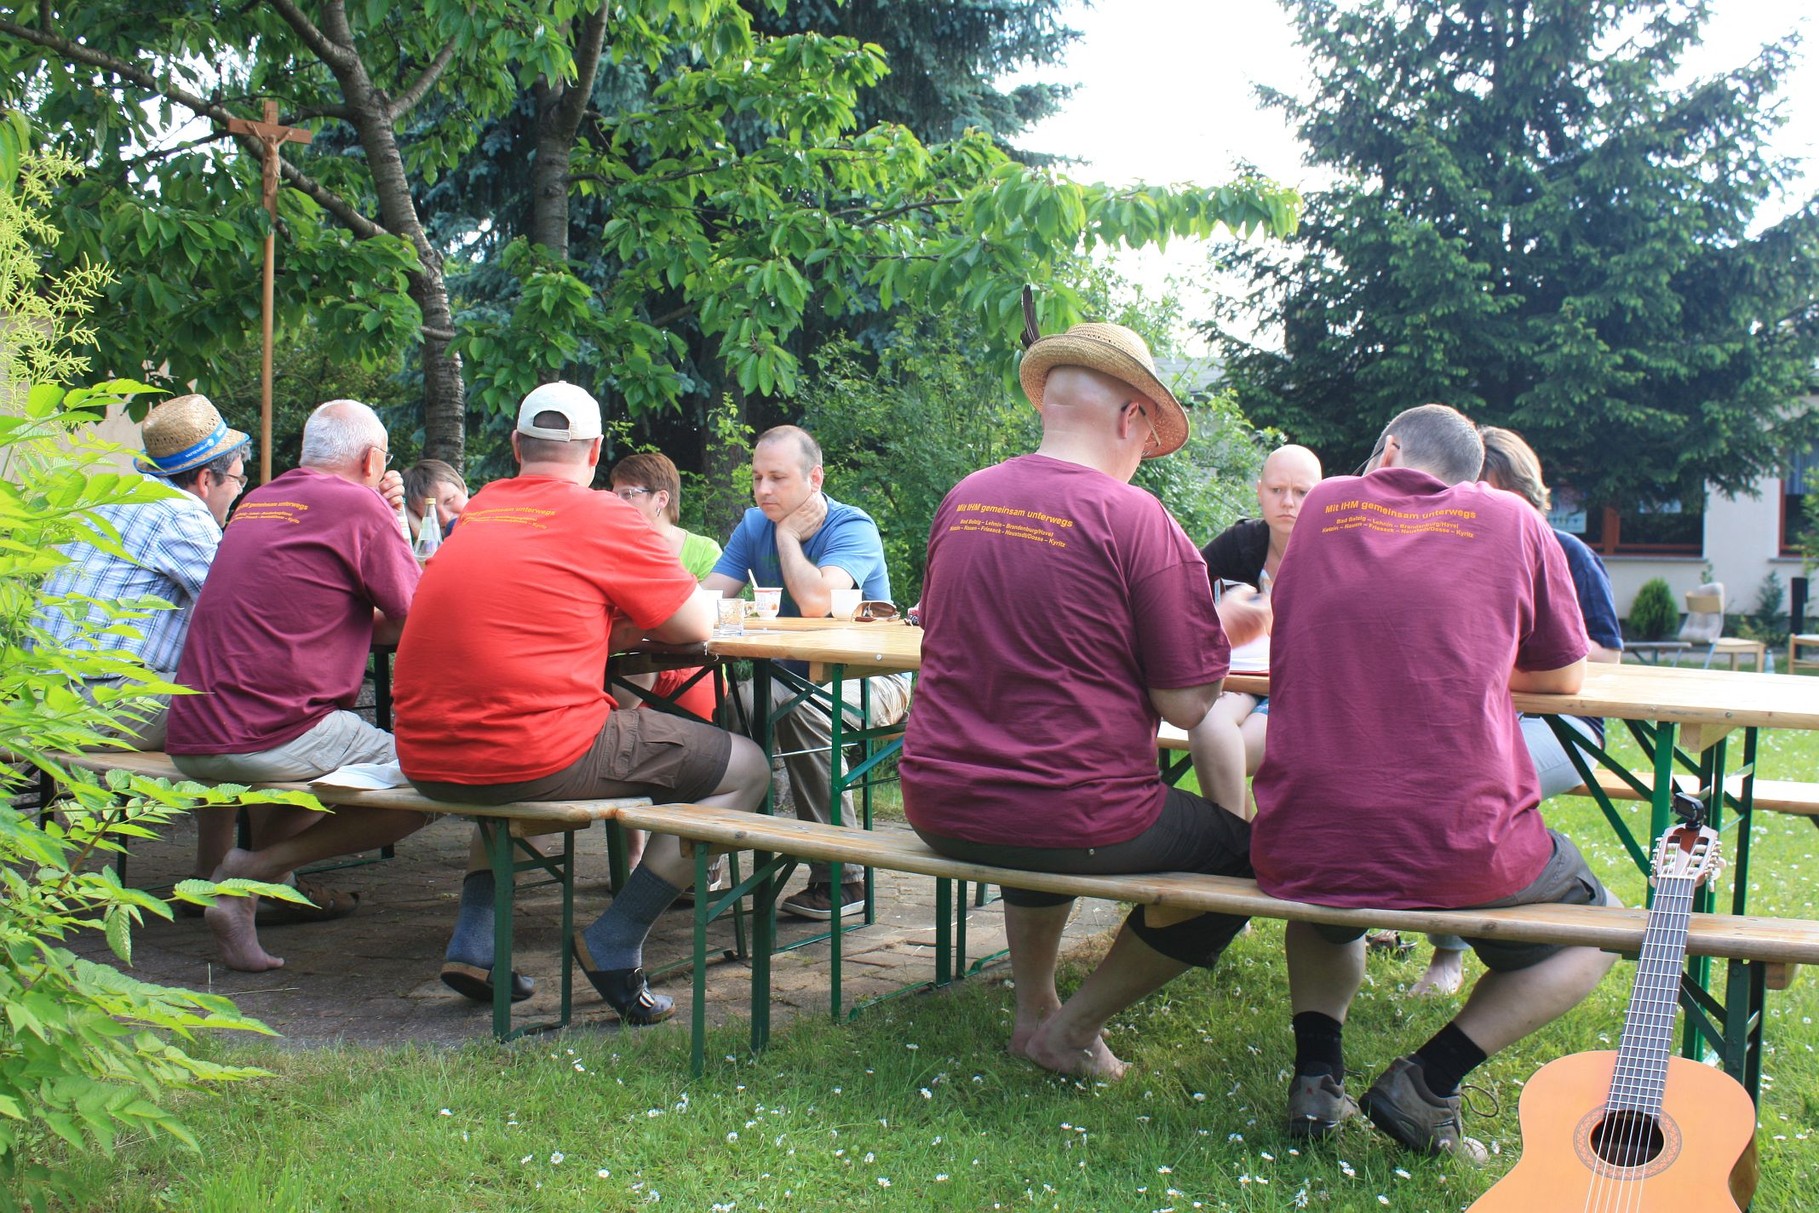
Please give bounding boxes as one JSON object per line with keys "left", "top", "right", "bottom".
{"left": 45, "top": 315, "right": 1631, "bottom": 1162}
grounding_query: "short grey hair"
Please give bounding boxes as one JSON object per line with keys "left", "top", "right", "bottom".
{"left": 300, "top": 399, "right": 386, "bottom": 468}
{"left": 167, "top": 440, "right": 251, "bottom": 491}
{"left": 1378, "top": 403, "right": 1483, "bottom": 484}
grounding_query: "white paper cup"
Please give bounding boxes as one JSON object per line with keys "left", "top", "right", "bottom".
{"left": 829, "top": 587, "right": 862, "bottom": 620}
{"left": 752, "top": 586, "right": 782, "bottom": 619}
{"left": 714, "top": 595, "right": 746, "bottom": 637}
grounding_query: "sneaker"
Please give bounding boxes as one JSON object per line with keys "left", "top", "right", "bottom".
{"left": 672, "top": 856, "right": 732, "bottom": 907}
{"left": 1285, "top": 1071, "right": 1358, "bottom": 1139}
{"left": 780, "top": 881, "right": 865, "bottom": 921}
{"left": 1359, "top": 1056, "right": 1488, "bottom": 1163}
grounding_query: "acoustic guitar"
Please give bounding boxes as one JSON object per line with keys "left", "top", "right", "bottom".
{"left": 1470, "top": 800, "right": 1758, "bottom": 1212}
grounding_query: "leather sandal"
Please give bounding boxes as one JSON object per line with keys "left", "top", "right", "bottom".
{"left": 440, "top": 961, "right": 536, "bottom": 1004}
{"left": 571, "top": 930, "right": 675, "bottom": 1025}
{"left": 258, "top": 877, "right": 361, "bottom": 925}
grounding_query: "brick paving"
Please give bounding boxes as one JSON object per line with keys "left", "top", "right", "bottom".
{"left": 69, "top": 809, "right": 1124, "bottom": 1049}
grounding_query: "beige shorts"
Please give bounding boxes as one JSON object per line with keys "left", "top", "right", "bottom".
{"left": 171, "top": 710, "right": 395, "bottom": 783}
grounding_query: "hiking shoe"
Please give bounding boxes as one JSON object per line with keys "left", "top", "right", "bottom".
{"left": 1285, "top": 1071, "right": 1358, "bottom": 1139}
{"left": 781, "top": 881, "right": 865, "bottom": 921}
{"left": 1360, "top": 1056, "right": 1488, "bottom": 1163}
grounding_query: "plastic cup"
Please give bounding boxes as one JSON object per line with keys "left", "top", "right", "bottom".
{"left": 752, "top": 586, "right": 782, "bottom": 619}
{"left": 714, "top": 595, "right": 746, "bottom": 637}
{"left": 829, "top": 587, "right": 862, "bottom": 620}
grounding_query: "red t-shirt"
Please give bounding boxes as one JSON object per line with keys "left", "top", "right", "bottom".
{"left": 393, "top": 475, "right": 698, "bottom": 784}
{"left": 167, "top": 467, "right": 420, "bottom": 754}
{"left": 1251, "top": 468, "right": 1588, "bottom": 908}
{"left": 901, "top": 454, "right": 1228, "bottom": 848}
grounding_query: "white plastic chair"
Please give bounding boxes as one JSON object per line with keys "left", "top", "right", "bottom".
{"left": 1678, "top": 582, "right": 1726, "bottom": 666}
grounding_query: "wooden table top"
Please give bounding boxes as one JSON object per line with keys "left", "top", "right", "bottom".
{"left": 701, "top": 623, "right": 1819, "bottom": 736}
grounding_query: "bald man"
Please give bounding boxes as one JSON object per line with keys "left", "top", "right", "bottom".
{"left": 902, "top": 321, "right": 1251, "bottom": 1080}
{"left": 1187, "top": 444, "right": 1323, "bottom": 816}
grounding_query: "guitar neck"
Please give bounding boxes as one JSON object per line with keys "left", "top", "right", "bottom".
{"left": 1607, "top": 873, "right": 1696, "bottom": 1114}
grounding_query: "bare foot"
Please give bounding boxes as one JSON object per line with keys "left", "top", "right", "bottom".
{"left": 1023, "top": 1021, "right": 1128, "bottom": 1080}
{"left": 206, "top": 849, "right": 284, "bottom": 972}
{"left": 1411, "top": 948, "right": 1465, "bottom": 997}
{"left": 1008, "top": 1001, "right": 1060, "bottom": 1060}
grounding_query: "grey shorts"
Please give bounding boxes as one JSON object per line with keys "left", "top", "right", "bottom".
{"left": 1314, "top": 830, "right": 1611, "bottom": 971}
{"left": 171, "top": 710, "right": 396, "bottom": 783}
{"left": 411, "top": 708, "right": 733, "bottom": 806}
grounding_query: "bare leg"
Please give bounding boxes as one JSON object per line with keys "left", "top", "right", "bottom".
{"left": 1451, "top": 944, "right": 1618, "bottom": 1054}
{"left": 1023, "top": 924, "right": 1189, "bottom": 1080}
{"left": 1187, "top": 692, "right": 1256, "bottom": 819}
{"left": 205, "top": 807, "right": 426, "bottom": 972}
{"left": 630, "top": 734, "right": 769, "bottom": 888}
{"left": 193, "top": 806, "right": 237, "bottom": 878}
{"left": 1286, "top": 920, "right": 1366, "bottom": 1019}
{"left": 1004, "top": 901, "right": 1073, "bottom": 1057}
{"left": 1237, "top": 713, "right": 1268, "bottom": 816}
{"left": 1411, "top": 946, "right": 1467, "bottom": 997}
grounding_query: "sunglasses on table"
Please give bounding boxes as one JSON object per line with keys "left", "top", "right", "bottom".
{"left": 853, "top": 600, "right": 900, "bottom": 623}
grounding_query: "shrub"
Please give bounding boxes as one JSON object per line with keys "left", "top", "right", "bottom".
{"left": 1627, "top": 576, "right": 1679, "bottom": 641}
{"left": 0, "top": 139, "right": 305, "bottom": 1212}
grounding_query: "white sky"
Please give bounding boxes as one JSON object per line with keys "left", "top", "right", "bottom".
{"left": 1005, "top": 0, "right": 1818, "bottom": 350}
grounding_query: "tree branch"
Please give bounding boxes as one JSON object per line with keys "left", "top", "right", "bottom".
{"left": 264, "top": 0, "right": 354, "bottom": 73}
{"left": 390, "top": 34, "right": 460, "bottom": 119}
{"left": 276, "top": 158, "right": 387, "bottom": 240}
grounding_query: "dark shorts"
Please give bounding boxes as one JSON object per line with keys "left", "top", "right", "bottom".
{"left": 1311, "top": 831, "right": 1611, "bottom": 972}
{"left": 411, "top": 709, "right": 733, "bottom": 806}
{"left": 913, "top": 785, "right": 1253, "bottom": 968}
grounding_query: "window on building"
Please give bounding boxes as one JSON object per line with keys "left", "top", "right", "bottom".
{"left": 1783, "top": 445, "right": 1817, "bottom": 558}
{"left": 1578, "top": 495, "right": 1703, "bottom": 556}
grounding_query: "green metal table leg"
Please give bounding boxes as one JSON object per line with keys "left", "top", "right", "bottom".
{"left": 487, "top": 821, "right": 515, "bottom": 1041}
{"left": 691, "top": 841, "right": 710, "bottom": 1077}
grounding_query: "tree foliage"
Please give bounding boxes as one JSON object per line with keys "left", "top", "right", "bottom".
{"left": 1212, "top": 0, "right": 1819, "bottom": 508}
{"left": 0, "top": 1, "right": 1299, "bottom": 469}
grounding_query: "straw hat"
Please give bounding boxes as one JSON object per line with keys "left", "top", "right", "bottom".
{"left": 134, "top": 394, "right": 251, "bottom": 476}
{"left": 1018, "top": 322, "right": 1187, "bottom": 458}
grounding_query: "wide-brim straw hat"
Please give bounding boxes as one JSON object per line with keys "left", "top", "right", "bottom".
{"left": 1018, "top": 321, "right": 1187, "bottom": 458}
{"left": 134, "top": 393, "right": 250, "bottom": 476}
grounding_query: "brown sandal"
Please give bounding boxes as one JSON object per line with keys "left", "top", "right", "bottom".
{"left": 258, "top": 877, "right": 361, "bottom": 925}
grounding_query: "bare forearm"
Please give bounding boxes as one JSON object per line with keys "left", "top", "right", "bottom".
{"left": 776, "top": 531, "right": 833, "bottom": 617}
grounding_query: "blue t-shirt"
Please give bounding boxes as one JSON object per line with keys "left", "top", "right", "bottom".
{"left": 713, "top": 494, "right": 892, "bottom": 615}
{"left": 1555, "top": 529, "right": 1622, "bottom": 652}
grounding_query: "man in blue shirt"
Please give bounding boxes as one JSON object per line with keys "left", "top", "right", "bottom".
{"left": 706, "top": 426, "right": 910, "bottom": 920}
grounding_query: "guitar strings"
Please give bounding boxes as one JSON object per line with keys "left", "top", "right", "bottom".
{"left": 1583, "top": 865, "right": 1697, "bottom": 1213}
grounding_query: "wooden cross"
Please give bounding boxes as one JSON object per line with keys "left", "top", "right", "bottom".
{"left": 225, "top": 101, "right": 312, "bottom": 485}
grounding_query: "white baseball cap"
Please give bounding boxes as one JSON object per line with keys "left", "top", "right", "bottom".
{"left": 516, "top": 381, "right": 603, "bottom": 441}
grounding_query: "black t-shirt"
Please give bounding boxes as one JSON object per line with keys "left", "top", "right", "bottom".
{"left": 1199, "top": 517, "right": 1270, "bottom": 591}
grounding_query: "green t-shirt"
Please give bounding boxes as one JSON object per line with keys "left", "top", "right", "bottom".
{"left": 678, "top": 529, "right": 722, "bottom": 581}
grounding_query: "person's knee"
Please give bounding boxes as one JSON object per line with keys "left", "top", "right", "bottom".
{"left": 721, "top": 735, "right": 771, "bottom": 807}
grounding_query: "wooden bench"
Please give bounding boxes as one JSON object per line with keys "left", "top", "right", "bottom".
{"left": 40, "top": 749, "right": 647, "bottom": 1040}
{"left": 620, "top": 801, "right": 1819, "bottom": 1102}
{"left": 1567, "top": 767, "right": 1819, "bottom": 818}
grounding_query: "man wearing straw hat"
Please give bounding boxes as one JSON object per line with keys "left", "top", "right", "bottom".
{"left": 37, "top": 392, "right": 251, "bottom": 750}
{"left": 901, "top": 319, "right": 1255, "bottom": 1080}
{"left": 167, "top": 398, "right": 426, "bottom": 973}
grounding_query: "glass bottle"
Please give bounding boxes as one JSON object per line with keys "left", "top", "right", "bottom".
{"left": 413, "top": 496, "right": 443, "bottom": 558}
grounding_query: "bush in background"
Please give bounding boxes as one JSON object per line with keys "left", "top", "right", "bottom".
{"left": 1627, "top": 576, "right": 1679, "bottom": 641}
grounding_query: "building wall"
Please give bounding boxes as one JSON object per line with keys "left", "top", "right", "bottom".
{"left": 1600, "top": 477, "right": 1806, "bottom": 621}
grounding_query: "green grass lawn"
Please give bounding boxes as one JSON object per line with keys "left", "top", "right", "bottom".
{"left": 57, "top": 726, "right": 1819, "bottom": 1211}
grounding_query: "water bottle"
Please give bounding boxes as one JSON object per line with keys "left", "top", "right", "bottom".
{"left": 413, "top": 497, "right": 443, "bottom": 559}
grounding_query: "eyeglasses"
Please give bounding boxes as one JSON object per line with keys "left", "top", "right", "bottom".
{"left": 221, "top": 470, "right": 248, "bottom": 489}
{"left": 613, "top": 487, "right": 655, "bottom": 501}
{"left": 370, "top": 445, "right": 394, "bottom": 470}
{"left": 854, "top": 600, "right": 900, "bottom": 623}
{"left": 1133, "top": 402, "right": 1160, "bottom": 453}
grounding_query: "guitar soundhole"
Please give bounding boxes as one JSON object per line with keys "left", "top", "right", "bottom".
{"left": 1590, "top": 1111, "right": 1666, "bottom": 1168}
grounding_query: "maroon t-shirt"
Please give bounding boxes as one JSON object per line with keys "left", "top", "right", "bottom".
{"left": 167, "top": 467, "right": 420, "bottom": 755}
{"left": 1251, "top": 468, "right": 1588, "bottom": 908}
{"left": 901, "top": 454, "right": 1228, "bottom": 848}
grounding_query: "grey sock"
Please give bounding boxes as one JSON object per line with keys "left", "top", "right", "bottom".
{"left": 580, "top": 865, "right": 680, "bottom": 971}
{"left": 444, "top": 870, "right": 496, "bottom": 967}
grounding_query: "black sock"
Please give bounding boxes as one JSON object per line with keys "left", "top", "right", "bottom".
{"left": 1413, "top": 1022, "right": 1487, "bottom": 1097}
{"left": 1292, "top": 1011, "right": 1345, "bottom": 1081}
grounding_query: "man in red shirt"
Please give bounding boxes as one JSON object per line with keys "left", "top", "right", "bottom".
{"left": 902, "top": 322, "right": 1255, "bottom": 1080}
{"left": 394, "top": 382, "right": 769, "bottom": 1022}
{"left": 169, "top": 399, "right": 426, "bottom": 973}
{"left": 1252, "top": 403, "right": 1617, "bottom": 1158}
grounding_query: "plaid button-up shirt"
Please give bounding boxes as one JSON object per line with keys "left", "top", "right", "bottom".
{"left": 38, "top": 475, "right": 222, "bottom": 673}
